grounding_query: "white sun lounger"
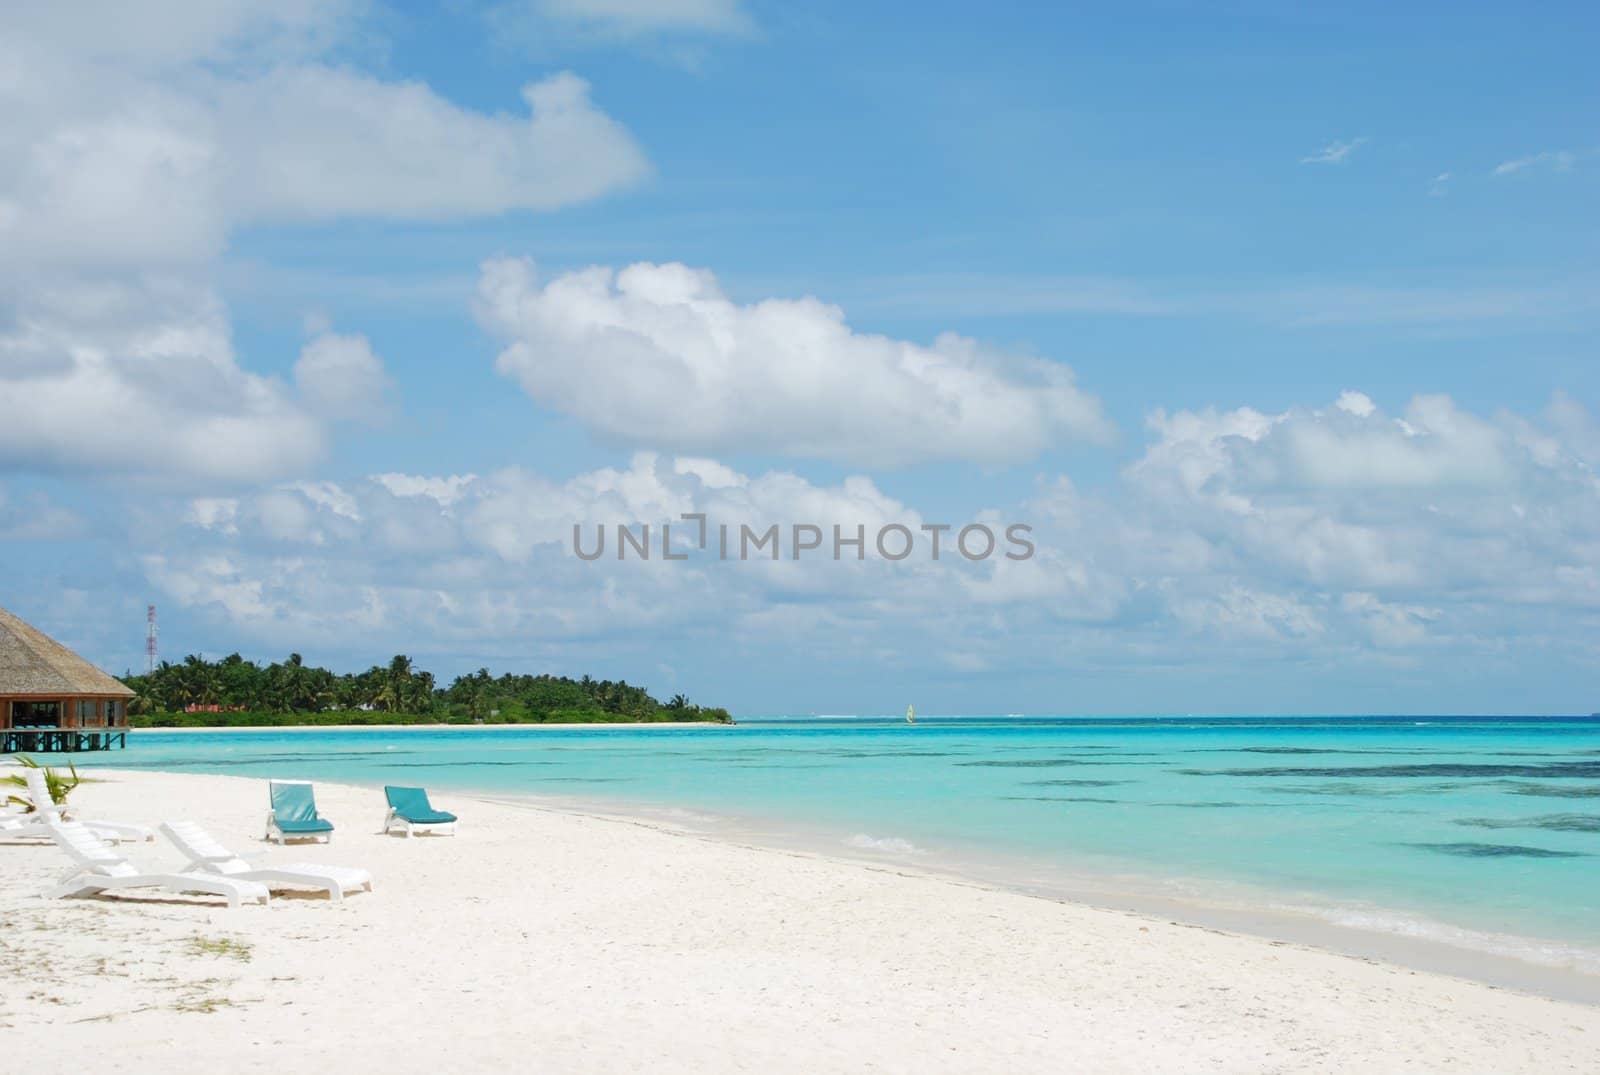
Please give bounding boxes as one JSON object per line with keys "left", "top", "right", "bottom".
{"left": 160, "top": 821, "right": 372, "bottom": 902}
{"left": 3, "top": 769, "right": 153, "bottom": 843}
{"left": 46, "top": 821, "right": 269, "bottom": 909}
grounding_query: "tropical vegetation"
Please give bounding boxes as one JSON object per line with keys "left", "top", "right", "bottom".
{"left": 118, "top": 653, "right": 732, "bottom": 726}
{"left": 2, "top": 755, "right": 81, "bottom": 809}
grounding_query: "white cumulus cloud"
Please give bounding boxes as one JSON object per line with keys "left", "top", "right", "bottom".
{"left": 90, "top": 390, "right": 1600, "bottom": 707}
{"left": 476, "top": 257, "right": 1114, "bottom": 465}
{"left": 0, "top": 277, "right": 326, "bottom": 481}
{"left": 0, "top": 2, "right": 648, "bottom": 483}
{"left": 219, "top": 70, "right": 647, "bottom": 222}
{"left": 293, "top": 332, "right": 395, "bottom": 421}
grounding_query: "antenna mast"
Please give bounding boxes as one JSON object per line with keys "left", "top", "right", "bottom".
{"left": 145, "top": 604, "right": 158, "bottom": 674}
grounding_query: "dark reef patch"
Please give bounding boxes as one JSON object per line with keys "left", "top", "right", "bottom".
{"left": 1155, "top": 801, "right": 1253, "bottom": 808}
{"left": 394, "top": 759, "right": 560, "bottom": 767}
{"left": 1000, "top": 795, "right": 1123, "bottom": 804}
{"left": 1454, "top": 814, "right": 1600, "bottom": 833}
{"left": 959, "top": 759, "right": 1118, "bottom": 768}
{"left": 1399, "top": 842, "right": 1586, "bottom": 859}
{"left": 1504, "top": 784, "right": 1600, "bottom": 799}
{"left": 1178, "top": 761, "right": 1600, "bottom": 779}
{"left": 831, "top": 750, "right": 964, "bottom": 758}
{"left": 1258, "top": 781, "right": 1472, "bottom": 797}
{"left": 1020, "top": 779, "right": 1129, "bottom": 788}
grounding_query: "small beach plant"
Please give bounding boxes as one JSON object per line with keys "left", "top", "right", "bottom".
{"left": 2, "top": 755, "right": 81, "bottom": 811}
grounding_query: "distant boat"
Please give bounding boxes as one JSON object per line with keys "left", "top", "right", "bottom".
{"left": 905, "top": 705, "right": 915, "bottom": 725}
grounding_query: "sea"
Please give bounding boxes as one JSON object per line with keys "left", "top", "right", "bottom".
{"left": 72, "top": 715, "right": 1600, "bottom": 995}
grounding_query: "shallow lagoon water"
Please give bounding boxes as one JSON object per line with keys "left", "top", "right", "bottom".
{"left": 76, "top": 716, "right": 1600, "bottom": 976}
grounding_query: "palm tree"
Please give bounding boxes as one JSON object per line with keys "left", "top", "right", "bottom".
{"left": 127, "top": 682, "right": 161, "bottom": 716}
{"left": 179, "top": 655, "right": 221, "bottom": 707}
{"left": 383, "top": 655, "right": 414, "bottom": 713}
{"left": 279, "top": 653, "right": 310, "bottom": 711}
{"left": 407, "top": 670, "right": 436, "bottom": 713}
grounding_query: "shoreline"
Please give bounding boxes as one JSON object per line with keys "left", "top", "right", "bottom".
{"left": 480, "top": 787, "right": 1600, "bottom": 1006}
{"left": 5, "top": 768, "right": 1598, "bottom": 1072}
{"left": 60, "top": 765, "right": 1600, "bottom": 1006}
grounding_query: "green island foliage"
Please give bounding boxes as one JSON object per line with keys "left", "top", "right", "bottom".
{"left": 3, "top": 755, "right": 82, "bottom": 808}
{"left": 119, "top": 654, "right": 732, "bottom": 727}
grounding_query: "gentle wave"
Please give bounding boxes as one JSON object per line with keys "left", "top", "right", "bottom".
{"left": 844, "top": 834, "right": 923, "bottom": 855}
{"left": 1276, "top": 900, "right": 1600, "bottom": 976}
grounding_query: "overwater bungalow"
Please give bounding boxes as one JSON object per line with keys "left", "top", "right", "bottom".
{"left": 0, "top": 606, "right": 131, "bottom": 754}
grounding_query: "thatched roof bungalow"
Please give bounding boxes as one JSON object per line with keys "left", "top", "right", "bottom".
{"left": 0, "top": 606, "right": 132, "bottom": 752}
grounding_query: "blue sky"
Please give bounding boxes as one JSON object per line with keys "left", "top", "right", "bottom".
{"left": 1, "top": 0, "right": 1596, "bottom": 714}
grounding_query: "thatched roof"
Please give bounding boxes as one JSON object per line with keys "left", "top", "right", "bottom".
{"left": 0, "top": 606, "right": 133, "bottom": 697}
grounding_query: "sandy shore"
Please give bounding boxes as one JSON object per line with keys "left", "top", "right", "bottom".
{"left": 2, "top": 770, "right": 1596, "bottom": 1074}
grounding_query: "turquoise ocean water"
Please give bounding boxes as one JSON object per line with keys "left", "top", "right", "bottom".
{"left": 76, "top": 717, "right": 1600, "bottom": 978}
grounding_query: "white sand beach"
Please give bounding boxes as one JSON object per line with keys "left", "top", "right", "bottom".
{"left": 2, "top": 769, "right": 1596, "bottom": 1074}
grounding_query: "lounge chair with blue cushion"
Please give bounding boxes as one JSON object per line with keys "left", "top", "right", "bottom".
{"left": 382, "top": 785, "right": 457, "bottom": 838}
{"left": 266, "top": 779, "right": 335, "bottom": 844}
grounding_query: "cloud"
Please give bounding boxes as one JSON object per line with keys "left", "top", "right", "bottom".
{"left": 1428, "top": 172, "right": 1451, "bottom": 197}
{"left": 293, "top": 332, "right": 395, "bottom": 422}
{"left": 372, "top": 473, "right": 479, "bottom": 508}
{"left": 105, "top": 389, "right": 1600, "bottom": 706}
{"left": 0, "top": 0, "right": 361, "bottom": 70}
{"left": 0, "top": 485, "right": 83, "bottom": 541}
{"left": 0, "top": 276, "right": 327, "bottom": 481}
{"left": 187, "top": 497, "right": 241, "bottom": 535}
{"left": 1171, "top": 585, "right": 1324, "bottom": 643}
{"left": 1340, "top": 592, "right": 1438, "bottom": 649}
{"left": 0, "top": 1, "right": 648, "bottom": 482}
{"left": 219, "top": 70, "right": 648, "bottom": 222}
{"left": 0, "top": 280, "right": 402, "bottom": 482}
{"left": 142, "top": 454, "right": 954, "bottom": 649}
{"left": 1125, "top": 391, "right": 1600, "bottom": 600}
{"left": 1257, "top": 394, "right": 1515, "bottom": 490}
{"left": 476, "top": 257, "right": 1114, "bottom": 465}
{"left": 1300, "top": 137, "right": 1368, "bottom": 165}
{"left": 1130, "top": 393, "right": 1519, "bottom": 506}
{"left": 0, "top": 44, "right": 648, "bottom": 269}
{"left": 1493, "top": 150, "right": 1577, "bottom": 176}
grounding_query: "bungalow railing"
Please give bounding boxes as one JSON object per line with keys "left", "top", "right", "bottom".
{"left": 1, "top": 728, "right": 128, "bottom": 754}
